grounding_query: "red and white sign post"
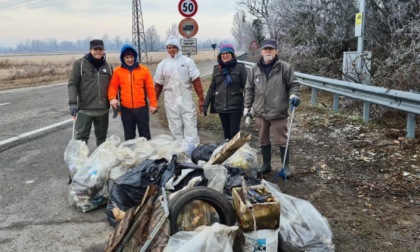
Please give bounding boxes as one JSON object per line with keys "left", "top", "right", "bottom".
{"left": 178, "top": 0, "right": 199, "bottom": 56}
{"left": 249, "top": 40, "right": 259, "bottom": 57}
{"left": 178, "top": 18, "right": 199, "bottom": 38}
{"left": 178, "top": 0, "right": 198, "bottom": 18}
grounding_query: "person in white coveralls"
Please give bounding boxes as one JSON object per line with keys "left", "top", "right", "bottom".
{"left": 154, "top": 35, "right": 205, "bottom": 146}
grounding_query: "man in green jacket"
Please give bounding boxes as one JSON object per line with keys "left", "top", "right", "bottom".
{"left": 244, "top": 39, "right": 300, "bottom": 178}
{"left": 68, "top": 39, "right": 113, "bottom": 146}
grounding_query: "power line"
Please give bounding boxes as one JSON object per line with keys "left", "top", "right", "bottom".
{"left": 0, "top": 0, "right": 47, "bottom": 11}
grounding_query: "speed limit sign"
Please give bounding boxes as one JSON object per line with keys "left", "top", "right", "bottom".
{"left": 178, "top": 0, "right": 198, "bottom": 18}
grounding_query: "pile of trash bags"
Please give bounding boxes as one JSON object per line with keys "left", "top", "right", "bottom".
{"left": 64, "top": 135, "right": 335, "bottom": 251}
{"left": 64, "top": 135, "right": 195, "bottom": 213}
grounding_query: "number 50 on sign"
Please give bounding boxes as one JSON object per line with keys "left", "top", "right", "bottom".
{"left": 178, "top": 0, "right": 198, "bottom": 18}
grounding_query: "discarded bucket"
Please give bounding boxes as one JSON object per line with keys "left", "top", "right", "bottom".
{"left": 244, "top": 229, "right": 278, "bottom": 252}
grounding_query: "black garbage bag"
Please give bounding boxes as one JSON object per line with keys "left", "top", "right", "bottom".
{"left": 167, "top": 162, "right": 208, "bottom": 192}
{"left": 107, "top": 157, "right": 170, "bottom": 226}
{"left": 223, "top": 166, "right": 261, "bottom": 198}
{"left": 161, "top": 154, "right": 177, "bottom": 187}
{"left": 191, "top": 143, "right": 220, "bottom": 164}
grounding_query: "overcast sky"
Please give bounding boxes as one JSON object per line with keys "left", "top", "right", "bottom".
{"left": 0, "top": 0, "right": 239, "bottom": 48}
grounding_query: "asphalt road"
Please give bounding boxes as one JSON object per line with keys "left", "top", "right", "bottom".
{"left": 0, "top": 60, "right": 216, "bottom": 252}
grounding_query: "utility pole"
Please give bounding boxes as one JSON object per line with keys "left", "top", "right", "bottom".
{"left": 132, "top": 0, "right": 148, "bottom": 64}
{"left": 356, "top": 0, "right": 369, "bottom": 122}
{"left": 356, "top": 0, "right": 366, "bottom": 74}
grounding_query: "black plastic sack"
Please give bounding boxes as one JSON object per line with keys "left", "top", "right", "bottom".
{"left": 191, "top": 143, "right": 220, "bottom": 164}
{"left": 107, "top": 158, "right": 170, "bottom": 226}
{"left": 169, "top": 162, "right": 208, "bottom": 192}
{"left": 224, "top": 166, "right": 261, "bottom": 198}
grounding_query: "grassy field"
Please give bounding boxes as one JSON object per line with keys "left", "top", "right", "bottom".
{"left": 0, "top": 50, "right": 215, "bottom": 90}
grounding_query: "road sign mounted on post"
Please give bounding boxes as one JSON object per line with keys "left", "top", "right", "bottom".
{"left": 181, "top": 46, "right": 197, "bottom": 55}
{"left": 180, "top": 38, "right": 197, "bottom": 46}
{"left": 249, "top": 40, "right": 259, "bottom": 50}
{"left": 178, "top": 17, "right": 199, "bottom": 38}
{"left": 180, "top": 38, "right": 197, "bottom": 55}
{"left": 354, "top": 12, "right": 363, "bottom": 37}
{"left": 178, "top": 0, "right": 198, "bottom": 18}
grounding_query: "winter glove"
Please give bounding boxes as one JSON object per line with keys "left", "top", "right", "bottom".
{"left": 192, "top": 78, "right": 205, "bottom": 113}
{"left": 69, "top": 104, "right": 78, "bottom": 117}
{"left": 243, "top": 107, "right": 250, "bottom": 117}
{"left": 202, "top": 106, "right": 208, "bottom": 116}
{"left": 290, "top": 94, "right": 300, "bottom": 107}
{"left": 155, "top": 84, "right": 163, "bottom": 100}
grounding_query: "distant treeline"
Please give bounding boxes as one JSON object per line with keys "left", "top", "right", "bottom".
{"left": 0, "top": 36, "right": 224, "bottom": 54}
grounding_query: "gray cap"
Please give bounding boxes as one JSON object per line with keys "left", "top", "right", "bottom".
{"left": 261, "top": 39, "right": 277, "bottom": 49}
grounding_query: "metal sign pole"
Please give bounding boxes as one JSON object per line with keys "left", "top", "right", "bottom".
{"left": 356, "top": 0, "right": 370, "bottom": 122}
{"left": 356, "top": 0, "right": 366, "bottom": 73}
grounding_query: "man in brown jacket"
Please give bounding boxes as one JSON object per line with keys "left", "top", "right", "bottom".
{"left": 244, "top": 39, "right": 300, "bottom": 178}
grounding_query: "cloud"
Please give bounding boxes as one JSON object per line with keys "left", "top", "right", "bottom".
{"left": 0, "top": 0, "right": 238, "bottom": 48}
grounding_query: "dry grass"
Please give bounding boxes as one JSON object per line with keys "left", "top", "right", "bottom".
{"left": 0, "top": 51, "right": 214, "bottom": 90}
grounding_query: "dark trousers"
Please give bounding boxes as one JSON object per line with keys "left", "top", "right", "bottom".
{"left": 121, "top": 106, "right": 151, "bottom": 141}
{"left": 75, "top": 112, "right": 109, "bottom": 146}
{"left": 218, "top": 111, "right": 242, "bottom": 140}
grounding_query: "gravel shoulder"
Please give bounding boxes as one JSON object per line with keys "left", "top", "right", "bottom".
{"left": 235, "top": 99, "right": 419, "bottom": 251}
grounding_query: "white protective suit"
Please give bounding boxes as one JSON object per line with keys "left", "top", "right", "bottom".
{"left": 154, "top": 36, "right": 201, "bottom": 146}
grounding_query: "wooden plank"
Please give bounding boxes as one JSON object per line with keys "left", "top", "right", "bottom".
{"left": 208, "top": 131, "right": 251, "bottom": 165}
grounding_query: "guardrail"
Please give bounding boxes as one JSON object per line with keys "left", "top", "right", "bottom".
{"left": 238, "top": 60, "right": 419, "bottom": 139}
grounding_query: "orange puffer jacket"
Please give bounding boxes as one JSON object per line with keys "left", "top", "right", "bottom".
{"left": 108, "top": 64, "right": 157, "bottom": 109}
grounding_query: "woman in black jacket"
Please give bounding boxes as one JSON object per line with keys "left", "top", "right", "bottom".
{"left": 202, "top": 43, "right": 248, "bottom": 140}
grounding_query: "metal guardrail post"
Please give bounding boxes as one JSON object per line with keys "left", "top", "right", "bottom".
{"left": 363, "top": 102, "right": 370, "bottom": 122}
{"left": 239, "top": 60, "right": 420, "bottom": 139}
{"left": 333, "top": 94, "right": 339, "bottom": 111}
{"left": 311, "top": 88, "right": 317, "bottom": 106}
{"left": 406, "top": 89, "right": 418, "bottom": 139}
{"left": 407, "top": 113, "right": 416, "bottom": 139}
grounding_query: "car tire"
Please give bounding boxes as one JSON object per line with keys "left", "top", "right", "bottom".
{"left": 168, "top": 186, "right": 236, "bottom": 235}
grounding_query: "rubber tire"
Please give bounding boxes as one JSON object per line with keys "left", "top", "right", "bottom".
{"left": 168, "top": 186, "right": 236, "bottom": 235}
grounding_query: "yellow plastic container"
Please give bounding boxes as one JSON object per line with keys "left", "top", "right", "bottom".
{"left": 232, "top": 185, "right": 280, "bottom": 232}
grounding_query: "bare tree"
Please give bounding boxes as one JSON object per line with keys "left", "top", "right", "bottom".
{"left": 113, "top": 36, "right": 122, "bottom": 50}
{"left": 231, "top": 11, "right": 256, "bottom": 50}
{"left": 166, "top": 23, "right": 179, "bottom": 40}
{"left": 232, "top": 12, "right": 245, "bottom": 49}
{"left": 101, "top": 34, "right": 111, "bottom": 48}
{"left": 237, "top": 0, "right": 275, "bottom": 38}
{"left": 366, "top": 0, "right": 420, "bottom": 90}
{"left": 145, "top": 25, "right": 160, "bottom": 51}
{"left": 237, "top": 0, "right": 419, "bottom": 91}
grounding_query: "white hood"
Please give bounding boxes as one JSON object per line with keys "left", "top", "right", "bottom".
{"left": 165, "top": 35, "right": 182, "bottom": 57}
{"left": 165, "top": 35, "right": 181, "bottom": 49}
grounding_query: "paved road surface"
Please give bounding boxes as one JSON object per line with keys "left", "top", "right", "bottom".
{"left": 0, "top": 60, "right": 216, "bottom": 252}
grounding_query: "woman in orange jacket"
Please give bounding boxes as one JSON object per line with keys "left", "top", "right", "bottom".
{"left": 108, "top": 45, "right": 158, "bottom": 140}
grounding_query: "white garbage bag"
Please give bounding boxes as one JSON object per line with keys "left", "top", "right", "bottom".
{"left": 263, "top": 180, "right": 335, "bottom": 251}
{"left": 63, "top": 139, "right": 89, "bottom": 179}
{"left": 163, "top": 222, "right": 238, "bottom": 252}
